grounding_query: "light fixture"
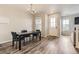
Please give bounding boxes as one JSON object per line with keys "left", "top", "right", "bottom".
{"left": 28, "top": 4, "right": 36, "bottom": 14}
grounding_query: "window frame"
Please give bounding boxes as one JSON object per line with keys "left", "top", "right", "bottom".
{"left": 62, "top": 18, "right": 70, "bottom": 31}
{"left": 49, "top": 16, "right": 56, "bottom": 28}
{"left": 35, "top": 16, "right": 42, "bottom": 31}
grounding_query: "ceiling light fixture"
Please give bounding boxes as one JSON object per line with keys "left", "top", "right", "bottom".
{"left": 28, "top": 4, "right": 36, "bottom": 14}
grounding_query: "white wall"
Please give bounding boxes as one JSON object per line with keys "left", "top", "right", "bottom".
{"left": 0, "top": 5, "right": 33, "bottom": 44}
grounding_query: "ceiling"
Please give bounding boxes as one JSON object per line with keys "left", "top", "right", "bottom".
{"left": 0, "top": 4, "right": 79, "bottom": 16}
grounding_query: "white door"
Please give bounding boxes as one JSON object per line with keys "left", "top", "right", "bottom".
{"left": 48, "top": 14, "right": 60, "bottom": 37}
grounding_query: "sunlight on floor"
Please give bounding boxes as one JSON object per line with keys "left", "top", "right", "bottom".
{"left": 58, "top": 36, "right": 77, "bottom": 54}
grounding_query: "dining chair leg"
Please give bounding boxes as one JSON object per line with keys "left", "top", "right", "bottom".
{"left": 16, "top": 41, "right": 17, "bottom": 49}
{"left": 23, "top": 39, "right": 26, "bottom": 46}
{"left": 12, "top": 40, "right": 14, "bottom": 47}
{"left": 32, "top": 36, "right": 34, "bottom": 41}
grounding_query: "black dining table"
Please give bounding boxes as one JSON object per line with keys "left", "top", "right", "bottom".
{"left": 17, "top": 31, "right": 41, "bottom": 50}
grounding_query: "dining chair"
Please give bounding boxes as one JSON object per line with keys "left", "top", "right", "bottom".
{"left": 11, "top": 32, "right": 25, "bottom": 49}
{"left": 36, "top": 30, "right": 40, "bottom": 32}
{"left": 32, "top": 30, "right": 40, "bottom": 40}
{"left": 21, "top": 30, "right": 31, "bottom": 42}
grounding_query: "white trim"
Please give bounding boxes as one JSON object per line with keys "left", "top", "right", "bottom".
{"left": 0, "top": 40, "right": 11, "bottom": 44}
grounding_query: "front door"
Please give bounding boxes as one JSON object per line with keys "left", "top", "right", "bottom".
{"left": 48, "top": 14, "right": 60, "bottom": 37}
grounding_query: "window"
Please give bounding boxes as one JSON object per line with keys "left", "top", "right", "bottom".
{"left": 50, "top": 17, "right": 56, "bottom": 28}
{"left": 35, "top": 17, "right": 41, "bottom": 31}
{"left": 62, "top": 19, "right": 69, "bottom": 31}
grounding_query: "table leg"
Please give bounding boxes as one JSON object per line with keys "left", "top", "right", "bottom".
{"left": 19, "top": 37, "right": 21, "bottom": 50}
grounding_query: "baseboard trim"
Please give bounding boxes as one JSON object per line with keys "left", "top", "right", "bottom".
{"left": 0, "top": 40, "right": 11, "bottom": 44}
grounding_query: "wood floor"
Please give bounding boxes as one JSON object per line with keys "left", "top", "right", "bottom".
{"left": 0, "top": 36, "right": 78, "bottom": 54}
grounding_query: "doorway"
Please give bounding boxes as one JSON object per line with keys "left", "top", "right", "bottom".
{"left": 48, "top": 14, "right": 60, "bottom": 37}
